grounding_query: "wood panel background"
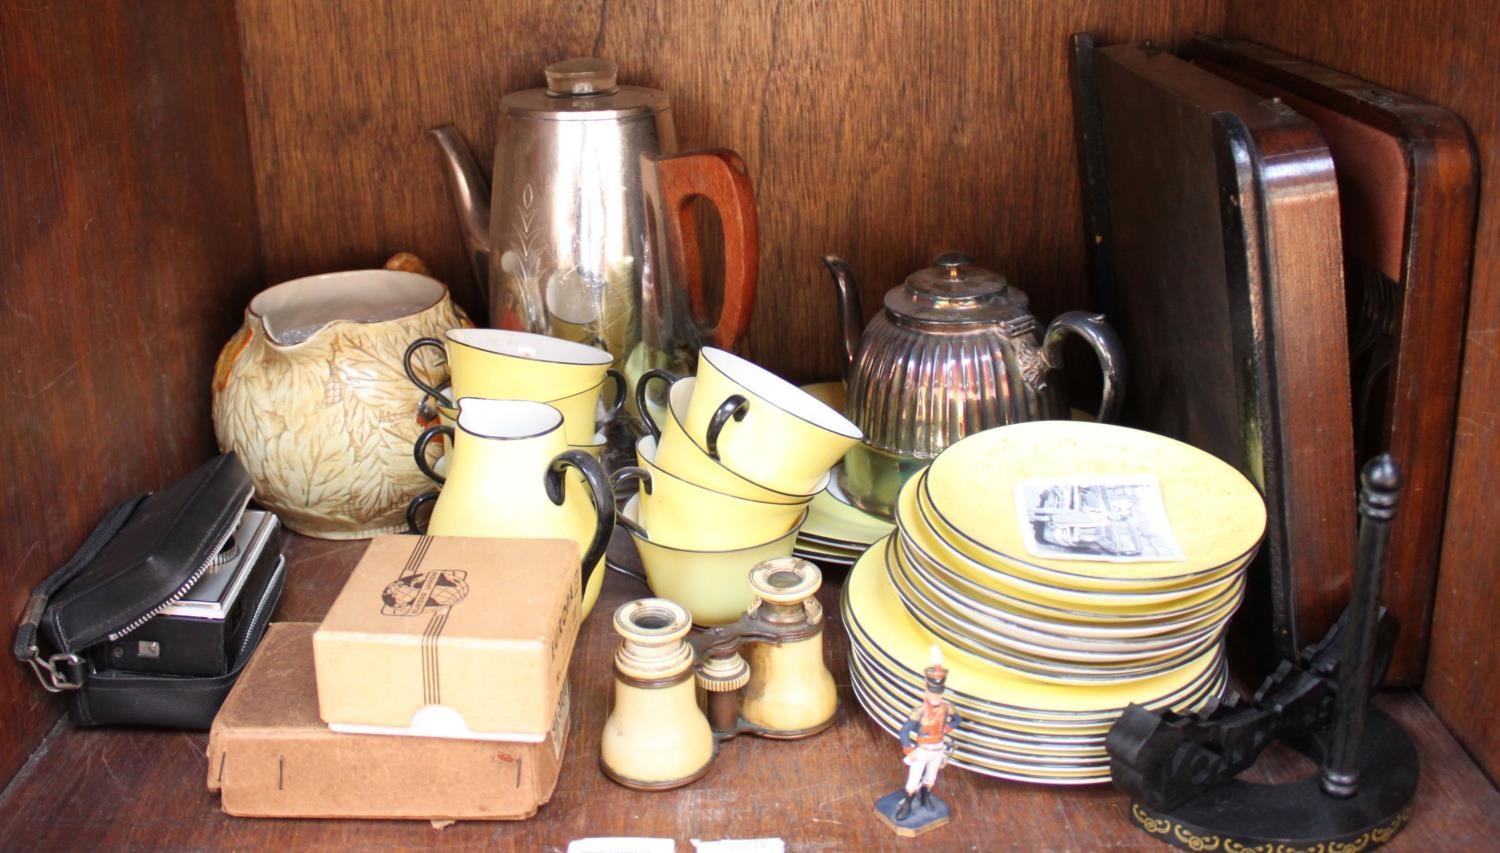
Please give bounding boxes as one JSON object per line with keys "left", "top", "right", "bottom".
{"left": 0, "top": 0, "right": 261, "bottom": 787}
{"left": 1224, "top": 0, "right": 1500, "bottom": 781}
{"left": 234, "top": 0, "right": 1225, "bottom": 384}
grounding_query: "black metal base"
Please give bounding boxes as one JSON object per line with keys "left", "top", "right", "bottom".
{"left": 1128, "top": 706, "right": 1418, "bottom": 851}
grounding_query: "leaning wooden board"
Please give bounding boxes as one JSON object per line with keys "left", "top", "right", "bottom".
{"left": 1073, "top": 39, "right": 1357, "bottom": 661}
{"left": 1186, "top": 36, "right": 1479, "bottom": 684}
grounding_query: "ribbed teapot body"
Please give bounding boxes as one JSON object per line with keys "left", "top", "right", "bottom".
{"left": 846, "top": 311, "right": 1065, "bottom": 460}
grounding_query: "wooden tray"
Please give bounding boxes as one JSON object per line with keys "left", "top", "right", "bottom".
{"left": 1071, "top": 37, "right": 1356, "bottom": 662}
{"left": 1186, "top": 35, "right": 1479, "bottom": 683}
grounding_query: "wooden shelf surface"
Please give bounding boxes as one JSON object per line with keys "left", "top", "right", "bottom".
{"left": 2, "top": 532, "right": 1497, "bottom": 850}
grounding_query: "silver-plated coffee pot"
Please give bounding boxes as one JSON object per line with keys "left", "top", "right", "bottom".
{"left": 824, "top": 251, "right": 1126, "bottom": 518}
{"left": 431, "top": 58, "right": 758, "bottom": 399}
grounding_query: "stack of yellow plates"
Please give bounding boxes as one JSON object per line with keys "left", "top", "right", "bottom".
{"left": 844, "top": 421, "right": 1266, "bottom": 784}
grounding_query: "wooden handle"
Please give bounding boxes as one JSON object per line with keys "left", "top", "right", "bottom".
{"left": 655, "top": 149, "right": 759, "bottom": 350}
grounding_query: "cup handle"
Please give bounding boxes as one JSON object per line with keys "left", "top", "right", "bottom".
{"left": 654, "top": 149, "right": 759, "bottom": 351}
{"left": 597, "top": 368, "right": 627, "bottom": 426}
{"left": 406, "top": 491, "right": 439, "bottom": 535}
{"left": 403, "top": 337, "right": 449, "bottom": 401}
{"left": 634, "top": 368, "right": 679, "bottom": 440}
{"left": 544, "top": 449, "right": 615, "bottom": 594}
{"left": 705, "top": 394, "right": 749, "bottom": 461}
{"left": 1041, "top": 311, "right": 1127, "bottom": 423}
{"left": 413, "top": 424, "right": 454, "bottom": 484}
{"left": 608, "top": 466, "right": 652, "bottom": 539}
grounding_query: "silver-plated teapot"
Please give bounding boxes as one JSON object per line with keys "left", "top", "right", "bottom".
{"left": 823, "top": 251, "right": 1125, "bottom": 518}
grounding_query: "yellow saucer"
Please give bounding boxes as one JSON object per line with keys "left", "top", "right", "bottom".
{"left": 843, "top": 538, "right": 1221, "bottom": 715}
{"left": 924, "top": 421, "right": 1266, "bottom": 582}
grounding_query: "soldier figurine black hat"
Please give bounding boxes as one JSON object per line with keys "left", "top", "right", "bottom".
{"left": 924, "top": 656, "right": 949, "bottom": 693}
{"left": 875, "top": 645, "right": 962, "bottom": 837}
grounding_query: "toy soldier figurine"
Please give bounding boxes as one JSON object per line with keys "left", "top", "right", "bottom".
{"left": 875, "top": 645, "right": 961, "bottom": 837}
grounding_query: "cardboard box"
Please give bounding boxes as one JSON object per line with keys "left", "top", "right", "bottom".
{"left": 208, "top": 623, "right": 569, "bottom": 820}
{"left": 313, "top": 535, "right": 580, "bottom": 740}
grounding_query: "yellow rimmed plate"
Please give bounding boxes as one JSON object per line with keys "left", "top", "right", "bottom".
{"left": 923, "top": 421, "right": 1266, "bottom": 583}
{"left": 914, "top": 472, "right": 1253, "bottom": 594}
{"left": 800, "top": 488, "right": 894, "bottom": 549}
{"left": 888, "top": 544, "right": 1227, "bottom": 662}
{"left": 899, "top": 476, "right": 1247, "bottom": 609}
{"left": 842, "top": 539, "right": 1224, "bottom": 716}
{"left": 894, "top": 532, "right": 1247, "bottom": 629}
{"left": 893, "top": 536, "right": 1241, "bottom": 650}
{"left": 849, "top": 635, "right": 1227, "bottom": 738}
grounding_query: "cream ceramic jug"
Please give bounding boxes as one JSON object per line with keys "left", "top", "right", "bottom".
{"left": 212, "top": 257, "right": 469, "bottom": 538}
{"left": 426, "top": 399, "right": 614, "bottom": 616}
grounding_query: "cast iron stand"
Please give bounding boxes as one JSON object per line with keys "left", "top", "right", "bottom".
{"left": 1107, "top": 454, "right": 1418, "bottom": 850}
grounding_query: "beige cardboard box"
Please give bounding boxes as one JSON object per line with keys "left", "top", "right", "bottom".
{"left": 208, "top": 623, "right": 569, "bottom": 820}
{"left": 313, "top": 535, "right": 580, "bottom": 740}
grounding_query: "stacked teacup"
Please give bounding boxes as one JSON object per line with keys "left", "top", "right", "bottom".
{"left": 400, "top": 328, "right": 625, "bottom": 617}
{"left": 620, "top": 347, "right": 863, "bottom": 625}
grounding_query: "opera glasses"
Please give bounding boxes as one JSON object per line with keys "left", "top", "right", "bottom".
{"left": 600, "top": 558, "right": 838, "bottom": 790}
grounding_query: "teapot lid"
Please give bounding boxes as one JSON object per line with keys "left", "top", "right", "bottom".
{"left": 885, "top": 252, "right": 1025, "bottom": 324}
{"left": 502, "top": 58, "right": 670, "bottom": 120}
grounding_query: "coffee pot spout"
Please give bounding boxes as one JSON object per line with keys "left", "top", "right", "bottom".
{"left": 428, "top": 125, "right": 493, "bottom": 298}
{"left": 822, "top": 255, "right": 863, "bottom": 377}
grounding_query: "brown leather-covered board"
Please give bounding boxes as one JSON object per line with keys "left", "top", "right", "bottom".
{"left": 1074, "top": 40, "right": 1356, "bottom": 661}
{"left": 1187, "top": 37, "right": 1478, "bottom": 684}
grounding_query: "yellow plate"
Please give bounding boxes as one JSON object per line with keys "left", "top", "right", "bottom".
{"left": 898, "top": 474, "right": 1247, "bottom": 609}
{"left": 842, "top": 538, "right": 1222, "bottom": 715}
{"left": 851, "top": 670, "right": 1107, "bottom": 758}
{"left": 852, "top": 649, "right": 1226, "bottom": 740}
{"left": 892, "top": 538, "right": 1241, "bottom": 649}
{"left": 844, "top": 564, "right": 1230, "bottom": 727}
{"left": 887, "top": 544, "right": 1228, "bottom": 661}
{"left": 849, "top": 680, "right": 1114, "bottom": 783}
{"left": 914, "top": 475, "right": 1251, "bottom": 593}
{"left": 894, "top": 531, "right": 1246, "bottom": 628}
{"left": 800, "top": 488, "right": 894, "bottom": 548}
{"left": 924, "top": 421, "right": 1266, "bottom": 582}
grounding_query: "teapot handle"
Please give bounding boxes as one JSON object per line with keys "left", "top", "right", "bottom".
{"left": 655, "top": 149, "right": 759, "bottom": 351}
{"left": 1041, "top": 312, "right": 1127, "bottom": 423}
{"left": 544, "top": 449, "right": 615, "bottom": 595}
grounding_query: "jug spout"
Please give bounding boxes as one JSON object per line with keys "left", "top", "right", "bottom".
{"left": 429, "top": 125, "right": 493, "bottom": 299}
{"left": 822, "top": 255, "right": 863, "bottom": 377}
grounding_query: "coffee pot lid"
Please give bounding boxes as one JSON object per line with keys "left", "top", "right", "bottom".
{"left": 503, "top": 57, "right": 670, "bottom": 120}
{"left": 885, "top": 251, "right": 1025, "bottom": 324}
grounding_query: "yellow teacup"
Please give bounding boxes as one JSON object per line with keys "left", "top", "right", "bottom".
{"left": 620, "top": 494, "right": 804, "bottom": 626}
{"left": 550, "top": 373, "right": 625, "bottom": 445}
{"left": 612, "top": 436, "right": 809, "bottom": 550}
{"left": 637, "top": 372, "right": 828, "bottom": 503}
{"left": 404, "top": 328, "right": 613, "bottom": 402}
{"left": 683, "top": 347, "right": 861, "bottom": 495}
